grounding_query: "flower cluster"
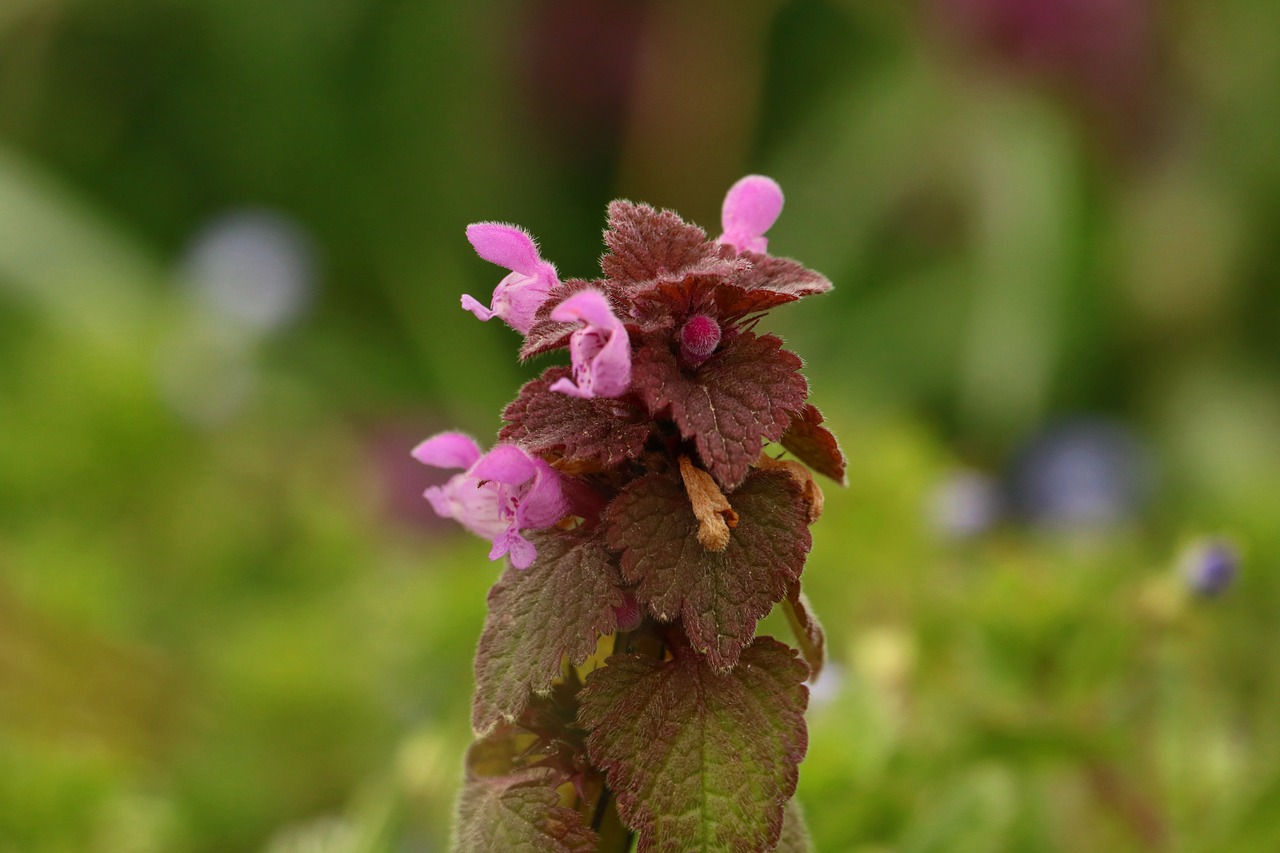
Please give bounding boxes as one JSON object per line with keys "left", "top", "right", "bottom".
{"left": 421, "top": 177, "right": 844, "bottom": 853}
{"left": 418, "top": 176, "right": 837, "bottom": 568}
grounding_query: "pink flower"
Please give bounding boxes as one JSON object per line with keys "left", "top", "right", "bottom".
{"left": 548, "top": 290, "right": 631, "bottom": 399}
{"left": 718, "top": 175, "right": 784, "bottom": 254}
{"left": 461, "top": 223, "right": 560, "bottom": 334}
{"left": 412, "top": 432, "right": 568, "bottom": 569}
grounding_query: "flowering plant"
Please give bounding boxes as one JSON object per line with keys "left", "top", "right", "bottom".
{"left": 418, "top": 176, "right": 845, "bottom": 852}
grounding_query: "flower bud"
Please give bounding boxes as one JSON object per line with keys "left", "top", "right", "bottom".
{"left": 679, "top": 314, "right": 721, "bottom": 365}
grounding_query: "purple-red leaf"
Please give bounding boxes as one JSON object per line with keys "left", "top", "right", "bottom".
{"left": 473, "top": 529, "right": 625, "bottom": 735}
{"left": 605, "top": 469, "right": 812, "bottom": 670}
{"left": 631, "top": 332, "right": 808, "bottom": 490}
{"left": 733, "top": 252, "right": 832, "bottom": 302}
{"left": 501, "top": 368, "right": 652, "bottom": 470}
{"left": 633, "top": 251, "right": 830, "bottom": 324}
{"left": 623, "top": 251, "right": 828, "bottom": 329}
{"left": 578, "top": 636, "right": 810, "bottom": 853}
{"left": 782, "top": 580, "right": 826, "bottom": 681}
{"left": 454, "top": 766, "right": 597, "bottom": 853}
{"left": 600, "top": 201, "right": 727, "bottom": 287}
{"left": 780, "top": 404, "right": 847, "bottom": 485}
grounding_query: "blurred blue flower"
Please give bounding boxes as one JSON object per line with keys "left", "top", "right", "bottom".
{"left": 1182, "top": 538, "right": 1239, "bottom": 597}
{"left": 807, "top": 661, "right": 845, "bottom": 711}
{"left": 927, "top": 468, "right": 1003, "bottom": 539}
{"left": 181, "top": 208, "right": 317, "bottom": 334}
{"left": 1007, "top": 418, "right": 1154, "bottom": 531}
{"left": 159, "top": 209, "right": 318, "bottom": 426}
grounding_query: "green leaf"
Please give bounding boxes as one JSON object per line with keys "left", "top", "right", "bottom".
{"left": 780, "top": 404, "right": 847, "bottom": 485}
{"left": 606, "top": 469, "right": 811, "bottom": 670}
{"left": 473, "top": 528, "right": 626, "bottom": 735}
{"left": 776, "top": 798, "right": 814, "bottom": 853}
{"left": 501, "top": 367, "right": 653, "bottom": 471}
{"left": 454, "top": 767, "right": 598, "bottom": 853}
{"left": 578, "top": 636, "right": 810, "bottom": 853}
{"left": 631, "top": 332, "right": 808, "bottom": 490}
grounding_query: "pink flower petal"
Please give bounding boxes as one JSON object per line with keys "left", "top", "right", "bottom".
{"left": 548, "top": 289, "right": 632, "bottom": 399}
{"left": 424, "top": 475, "right": 507, "bottom": 540}
{"left": 719, "top": 175, "right": 784, "bottom": 254}
{"left": 548, "top": 376, "right": 591, "bottom": 399}
{"left": 587, "top": 324, "right": 631, "bottom": 397}
{"left": 461, "top": 224, "right": 560, "bottom": 333}
{"left": 490, "top": 271, "right": 555, "bottom": 334}
{"left": 506, "top": 533, "right": 538, "bottom": 569}
{"left": 470, "top": 443, "right": 538, "bottom": 486}
{"left": 460, "top": 293, "right": 495, "bottom": 322}
{"left": 417, "top": 437, "right": 568, "bottom": 568}
{"left": 551, "top": 289, "right": 620, "bottom": 330}
{"left": 489, "top": 527, "right": 538, "bottom": 569}
{"left": 465, "top": 223, "right": 543, "bottom": 276}
{"left": 515, "top": 460, "right": 568, "bottom": 529}
{"left": 412, "top": 431, "right": 484, "bottom": 470}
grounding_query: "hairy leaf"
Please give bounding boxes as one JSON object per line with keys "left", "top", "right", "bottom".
{"left": 634, "top": 251, "right": 829, "bottom": 324}
{"left": 782, "top": 581, "right": 826, "bottom": 681}
{"left": 626, "top": 252, "right": 828, "bottom": 329}
{"left": 578, "top": 636, "right": 809, "bottom": 853}
{"left": 732, "top": 252, "right": 832, "bottom": 304}
{"left": 631, "top": 332, "right": 808, "bottom": 489}
{"left": 605, "top": 470, "right": 811, "bottom": 670}
{"left": 473, "top": 529, "right": 625, "bottom": 735}
{"left": 600, "top": 201, "right": 725, "bottom": 287}
{"left": 626, "top": 273, "right": 740, "bottom": 332}
{"left": 780, "top": 404, "right": 847, "bottom": 485}
{"left": 501, "top": 368, "right": 652, "bottom": 470}
{"left": 454, "top": 767, "right": 597, "bottom": 853}
{"left": 776, "top": 798, "right": 814, "bottom": 853}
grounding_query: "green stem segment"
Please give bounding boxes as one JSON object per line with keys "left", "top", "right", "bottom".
{"left": 591, "top": 787, "right": 633, "bottom": 852}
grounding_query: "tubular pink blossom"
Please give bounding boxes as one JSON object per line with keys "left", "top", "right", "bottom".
{"left": 412, "top": 434, "right": 567, "bottom": 569}
{"left": 548, "top": 289, "right": 631, "bottom": 399}
{"left": 424, "top": 472, "right": 508, "bottom": 541}
{"left": 461, "top": 222, "right": 560, "bottom": 334}
{"left": 718, "top": 175, "right": 784, "bottom": 254}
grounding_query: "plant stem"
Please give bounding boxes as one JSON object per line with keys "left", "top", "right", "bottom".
{"left": 591, "top": 787, "right": 634, "bottom": 852}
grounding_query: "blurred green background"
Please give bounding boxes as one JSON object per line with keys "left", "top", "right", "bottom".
{"left": 2, "top": 1, "right": 1279, "bottom": 850}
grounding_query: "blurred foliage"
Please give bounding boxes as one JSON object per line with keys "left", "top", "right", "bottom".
{"left": 2, "top": 0, "right": 1279, "bottom": 850}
